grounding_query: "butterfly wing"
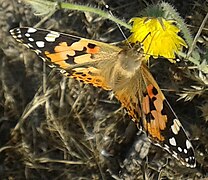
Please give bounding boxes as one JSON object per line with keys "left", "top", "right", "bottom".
{"left": 140, "top": 64, "right": 196, "bottom": 167}
{"left": 115, "top": 60, "right": 196, "bottom": 168}
{"left": 10, "top": 27, "right": 122, "bottom": 90}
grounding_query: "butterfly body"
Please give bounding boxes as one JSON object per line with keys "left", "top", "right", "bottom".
{"left": 10, "top": 27, "right": 196, "bottom": 168}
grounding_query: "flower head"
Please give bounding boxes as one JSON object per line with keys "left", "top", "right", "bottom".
{"left": 128, "top": 17, "right": 187, "bottom": 63}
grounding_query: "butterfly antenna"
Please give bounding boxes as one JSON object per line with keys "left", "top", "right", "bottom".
{"left": 141, "top": 32, "right": 151, "bottom": 44}
{"left": 103, "top": 2, "right": 132, "bottom": 48}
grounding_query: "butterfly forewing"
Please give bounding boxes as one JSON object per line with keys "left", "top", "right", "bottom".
{"left": 10, "top": 27, "right": 121, "bottom": 90}
{"left": 10, "top": 27, "right": 196, "bottom": 168}
{"left": 113, "top": 59, "right": 196, "bottom": 168}
{"left": 141, "top": 64, "right": 196, "bottom": 167}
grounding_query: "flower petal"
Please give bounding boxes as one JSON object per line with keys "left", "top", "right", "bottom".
{"left": 128, "top": 17, "right": 187, "bottom": 62}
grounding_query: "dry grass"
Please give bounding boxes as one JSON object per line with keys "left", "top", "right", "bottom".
{"left": 0, "top": 0, "right": 208, "bottom": 179}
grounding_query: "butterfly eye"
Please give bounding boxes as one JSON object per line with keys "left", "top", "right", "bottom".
{"left": 135, "top": 44, "right": 143, "bottom": 53}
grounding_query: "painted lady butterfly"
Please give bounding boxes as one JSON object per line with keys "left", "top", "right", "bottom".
{"left": 10, "top": 27, "right": 196, "bottom": 168}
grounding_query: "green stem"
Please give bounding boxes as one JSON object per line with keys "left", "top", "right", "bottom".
{"left": 60, "top": 2, "right": 132, "bottom": 30}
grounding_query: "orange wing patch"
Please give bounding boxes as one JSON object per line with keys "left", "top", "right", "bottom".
{"left": 142, "top": 84, "right": 167, "bottom": 141}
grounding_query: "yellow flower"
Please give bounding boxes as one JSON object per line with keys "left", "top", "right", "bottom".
{"left": 128, "top": 17, "right": 187, "bottom": 63}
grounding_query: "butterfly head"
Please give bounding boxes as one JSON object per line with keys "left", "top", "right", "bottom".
{"left": 117, "top": 44, "right": 145, "bottom": 72}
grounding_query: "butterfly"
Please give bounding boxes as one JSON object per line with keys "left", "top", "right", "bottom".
{"left": 10, "top": 27, "right": 196, "bottom": 168}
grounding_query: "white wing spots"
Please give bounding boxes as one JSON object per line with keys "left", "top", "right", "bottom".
{"left": 48, "top": 64, "right": 56, "bottom": 68}
{"left": 186, "top": 139, "right": 192, "bottom": 149}
{"left": 172, "top": 153, "right": 177, "bottom": 159}
{"left": 45, "top": 31, "right": 60, "bottom": 42}
{"left": 16, "top": 39, "right": 22, "bottom": 43}
{"left": 22, "top": 44, "right": 29, "bottom": 48}
{"left": 60, "top": 69, "right": 66, "bottom": 74}
{"left": 10, "top": 28, "right": 20, "bottom": 34}
{"left": 36, "top": 41, "right": 45, "bottom": 48}
{"left": 17, "top": 34, "right": 22, "bottom": 38}
{"left": 27, "top": 27, "right": 37, "bottom": 33}
{"left": 25, "top": 33, "right": 31, "bottom": 37}
{"left": 164, "top": 144, "right": 169, "bottom": 149}
{"left": 28, "top": 38, "right": 34, "bottom": 42}
{"left": 178, "top": 147, "right": 182, "bottom": 152}
{"left": 34, "top": 49, "right": 41, "bottom": 54}
{"left": 41, "top": 57, "right": 47, "bottom": 62}
{"left": 173, "top": 151, "right": 178, "bottom": 156}
{"left": 171, "top": 119, "right": 181, "bottom": 135}
{"left": 11, "top": 35, "right": 17, "bottom": 39}
{"left": 16, "top": 28, "right": 20, "bottom": 33}
{"left": 169, "top": 137, "right": 177, "bottom": 146}
{"left": 190, "top": 157, "right": 196, "bottom": 168}
{"left": 27, "top": 43, "right": 33, "bottom": 48}
{"left": 189, "top": 157, "right": 196, "bottom": 168}
{"left": 10, "top": 29, "right": 19, "bottom": 39}
{"left": 184, "top": 149, "right": 188, "bottom": 154}
{"left": 190, "top": 156, "right": 195, "bottom": 161}
{"left": 9, "top": 30, "right": 15, "bottom": 35}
